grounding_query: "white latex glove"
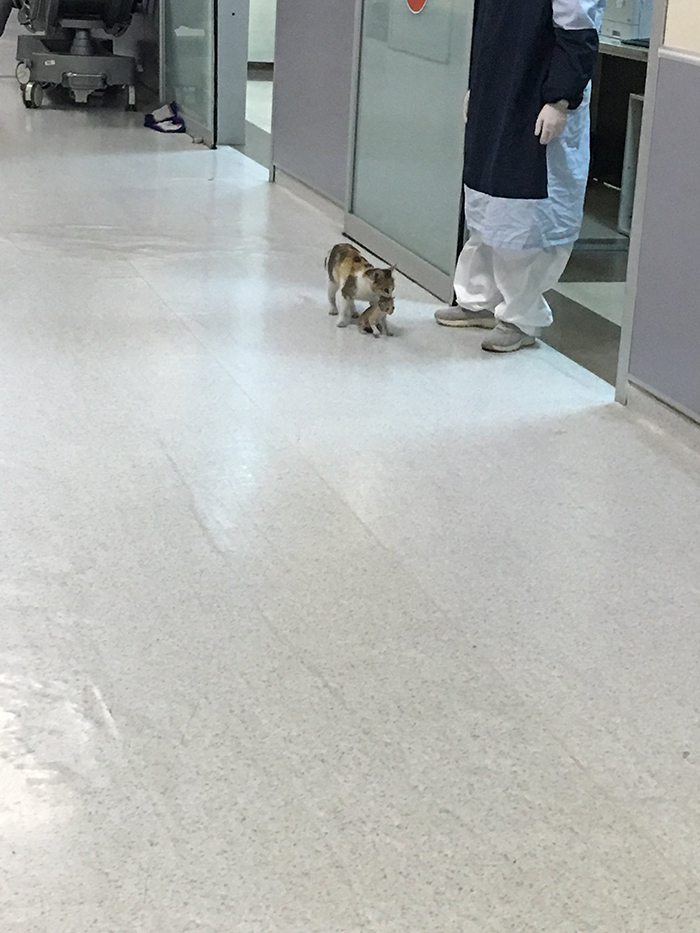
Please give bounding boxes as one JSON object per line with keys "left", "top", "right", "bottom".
{"left": 463, "top": 90, "right": 470, "bottom": 123}
{"left": 535, "top": 101, "right": 569, "bottom": 145}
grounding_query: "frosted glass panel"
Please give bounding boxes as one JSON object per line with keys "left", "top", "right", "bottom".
{"left": 351, "top": 0, "right": 472, "bottom": 275}
{"left": 162, "top": 0, "right": 215, "bottom": 133}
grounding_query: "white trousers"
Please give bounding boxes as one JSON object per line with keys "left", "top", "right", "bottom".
{"left": 453, "top": 233, "right": 573, "bottom": 336}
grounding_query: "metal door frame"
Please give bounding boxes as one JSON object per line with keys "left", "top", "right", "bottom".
{"left": 615, "top": 0, "right": 669, "bottom": 403}
{"left": 217, "top": 0, "right": 249, "bottom": 147}
{"left": 343, "top": 0, "right": 467, "bottom": 303}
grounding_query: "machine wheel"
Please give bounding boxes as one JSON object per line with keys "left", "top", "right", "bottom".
{"left": 15, "top": 61, "right": 31, "bottom": 88}
{"left": 125, "top": 84, "right": 137, "bottom": 112}
{"left": 23, "top": 81, "right": 43, "bottom": 109}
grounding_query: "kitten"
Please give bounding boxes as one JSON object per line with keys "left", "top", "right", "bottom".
{"left": 358, "top": 295, "right": 395, "bottom": 338}
{"left": 325, "top": 243, "right": 395, "bottom": 328}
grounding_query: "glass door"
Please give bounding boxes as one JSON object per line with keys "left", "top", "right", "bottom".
{"left": 346, "top": 0, "right": 474, "bottom": 301}
{"left": 161, "top": 0, "right": 249, "bottom": 148}
{"left": 161, "top": 0, "right": 216, "bottom": 145}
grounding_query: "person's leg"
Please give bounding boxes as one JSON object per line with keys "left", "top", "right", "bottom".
{"left": 435, "top": 234, "right": 501, "bottom": 328}
{"left": 481, "top": 243, "right": 573, "bottom": 352}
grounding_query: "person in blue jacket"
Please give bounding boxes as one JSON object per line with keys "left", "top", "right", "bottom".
{"left": 436, "top": 0, "right": 606, "bottom": 352}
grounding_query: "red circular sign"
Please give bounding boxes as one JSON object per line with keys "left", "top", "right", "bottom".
{"left": 407, "top": 0, "right": 428, "bottom": 11}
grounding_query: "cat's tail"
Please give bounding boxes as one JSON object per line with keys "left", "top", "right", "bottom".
{"left": 324, "top": 244, "right": 338, "bottom": 276}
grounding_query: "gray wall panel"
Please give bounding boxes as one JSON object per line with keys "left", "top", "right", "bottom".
{"left": 271, "top": 0, "right": 357, "bottom": 204}
{"left": 629, "top": 56, "right": 700, "bottom": 418}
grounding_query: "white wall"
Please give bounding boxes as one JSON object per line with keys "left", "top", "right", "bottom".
{"left": 665, "top": 0, "right": 700, "bottom": 53}
{"left": 248, "top": 0, "right": 277, "bottom": 62}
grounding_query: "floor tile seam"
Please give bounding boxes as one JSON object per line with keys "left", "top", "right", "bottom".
{"left": 137, "top": 413, "right": 524, "bottom": 853}
{"left": 436, "top": 611, "right": 700, "bottom": 887}
{"left": 92, "top": 437, "right": 499, "bottom": 910}
{"left": 126, "top": 259, "right": 302, "bottom": 450}
{"left": 289, "top": 449, "right": 700, "bottom": 890}
{"left": 2, "top": 597, "right": 190, "bottom": 867}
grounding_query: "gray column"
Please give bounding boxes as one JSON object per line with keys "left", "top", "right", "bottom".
{"left": 627, "top": 52, "right": 700, "bottom": 421}
{"left": 271, "top": 0, "right": 358, "bottom": 204}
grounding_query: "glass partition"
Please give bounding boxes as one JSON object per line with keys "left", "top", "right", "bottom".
{"left": 161, "top": 0, "right": 216, "bottom": 144}
{"left": 347, "top": 0, "right": 473, "bottom": 298}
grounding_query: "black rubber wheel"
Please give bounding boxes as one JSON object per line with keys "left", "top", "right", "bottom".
{"left": 23, "top": 82, "right": 43, "bottom": 109}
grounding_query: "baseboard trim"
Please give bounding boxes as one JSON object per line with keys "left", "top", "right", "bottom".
{"left": 626, "top": 380, "right": 700, "bottom": 443}
{"left": 272, "top": 170, "right": 345, "bottom": 225}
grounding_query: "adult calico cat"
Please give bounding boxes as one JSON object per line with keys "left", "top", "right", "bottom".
{"left": 325, "top": 243, "right": 395, "bottom": 328}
